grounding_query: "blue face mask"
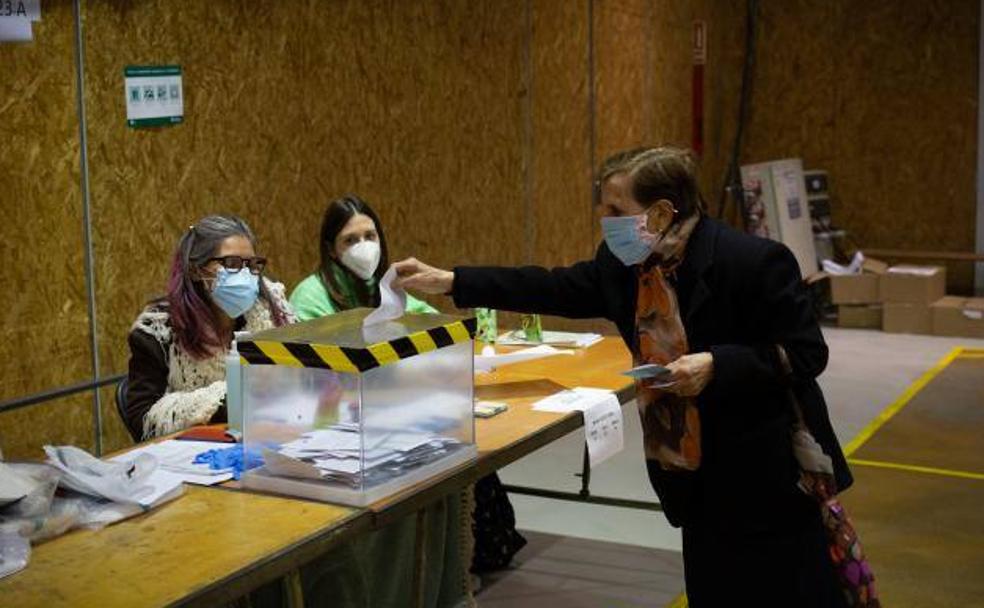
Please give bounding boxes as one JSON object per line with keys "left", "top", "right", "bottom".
{"left": 601, "top": 214, "right": 657, "bottom": 266}
{"left": 211, "top": 267, "right": 259, "bottom": 319}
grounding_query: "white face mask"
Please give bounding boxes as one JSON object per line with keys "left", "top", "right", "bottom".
{"left": 340, "top": 240, "right": 381, "bottom": 280}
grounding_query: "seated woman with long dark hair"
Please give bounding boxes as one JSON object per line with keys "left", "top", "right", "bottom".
{"left": 125, "top": 214, "right": 295, "bottom": 439}
{"left": 291, "top": 195, "right": 526, "bottom": 592}
{"left": 290, "top": 194, "right": 436, "bottom": 319}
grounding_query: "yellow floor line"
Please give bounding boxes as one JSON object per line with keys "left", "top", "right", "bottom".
{"left": 843, "top": 346, "right": 964, "bottom": 457}
{"left": 666, "top": 592, "right": 688, "bottom": 608}
{"left": 848, "top": 458, "right": 984, "bottom": 481}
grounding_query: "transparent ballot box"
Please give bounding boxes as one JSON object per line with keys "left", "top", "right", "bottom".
{"left": 239, "top": 309, "right": 477, "bottom": 506}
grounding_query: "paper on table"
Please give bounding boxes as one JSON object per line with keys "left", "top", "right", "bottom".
{"left": 583, "top": 394, "right": 624, "bottom": 467}
{"left": 0, "top": 18, "right": 33, "bottom": 42}
{"left": 363, "top": 266, "right": 407, "bottom": 327}
{"left": 531, "top": 387, "right": 613, "bottom": 413}
{"left": 474, "top": 344, "right": 574, "bottom": 373}
{"left": 129, "top": 469, "right": 189, "bottom": 507}
{"left": 111, "top": 440, "right": 235, "bottom": 484}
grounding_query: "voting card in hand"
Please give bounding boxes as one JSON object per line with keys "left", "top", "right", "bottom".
{"left": 621, "top": 364, "right": 671, "bottom": 379}
{"left": 622, "top": 364, "right": 676, "bottom": 389}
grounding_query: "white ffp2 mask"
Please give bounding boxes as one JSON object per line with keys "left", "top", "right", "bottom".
{"left": 341, "top": 240, "right": 381, "bottom": 280}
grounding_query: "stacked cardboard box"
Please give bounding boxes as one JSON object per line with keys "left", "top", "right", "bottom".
{"left": 880, "top": 266, "right": 946, "bottom": 335}
{"left": 931, "top": 296, "right": 984, "bottom": 338}
{"left": 829, "top": 258, "right": 887, "bottom": 329}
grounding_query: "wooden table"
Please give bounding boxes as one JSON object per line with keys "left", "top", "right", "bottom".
{"left": 0, "top": 486, "right": 366, "bottom": 607}
{"left": 0, "top": 338, "right": 633, "bottom": 607}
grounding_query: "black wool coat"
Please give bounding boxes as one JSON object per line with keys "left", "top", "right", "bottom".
{"left": 452, "top": 216, "right": 851, "bottom": 533}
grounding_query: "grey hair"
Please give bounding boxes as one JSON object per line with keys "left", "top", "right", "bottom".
{"left": 182, "top": 214, "right": 256, "bottom": 271}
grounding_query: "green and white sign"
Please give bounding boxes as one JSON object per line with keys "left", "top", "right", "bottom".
{"left": 124, "top": 65, "right": 183, "bottom": 128}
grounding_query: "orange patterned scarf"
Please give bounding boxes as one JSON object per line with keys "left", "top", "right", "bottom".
{"left": 635, "top": 214, "right": 702, "bottom": 470}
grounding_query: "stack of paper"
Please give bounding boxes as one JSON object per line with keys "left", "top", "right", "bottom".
{"left": 497, "top": 330, "right": 603, "bottom": 349}
{"left": 264, "top": 425, "right": 460, "bottom": 487}
{"left": 111, "top": 440, "right": 236, "bottom": 486}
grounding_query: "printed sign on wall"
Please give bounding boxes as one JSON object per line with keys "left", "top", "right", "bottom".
{"left": 124, "top": 65, "right": 184, "bottom": 128}
{"left": 0, "top": 0, "right": 41, "bottom": 43}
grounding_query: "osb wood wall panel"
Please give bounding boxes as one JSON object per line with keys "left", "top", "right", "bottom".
{"left": 595, "top": 0, "right": 655, "bottom": 164}
{"left": 692, "top": 0, "right": 746, "bottom": 219}
{"left": 80, "top": 1, "right": 526, "bottom": 452}
{"left": 591, "top": 1, "right": 744, "bottom": 241}
{"left": 1, "top": 396, "right": 94, "bottom": 460}
{"left": 744, "top": 0, "right": 978, "bottom": 290}
{"left": 531, "top": 0, "right": 593, "bottom": 268}
{"left": 0, "top": 1, "right": 96, "bottom": 458}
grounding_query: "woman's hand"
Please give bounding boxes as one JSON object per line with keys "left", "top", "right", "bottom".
{"left": 664, "top": 352, "right": 714, "bottom": 397}
{"left": 392, "top": 258, "right": 455, "bottom": 295}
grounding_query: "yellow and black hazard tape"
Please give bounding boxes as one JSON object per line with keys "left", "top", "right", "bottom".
{"left": 237, "top": 317, "right": 477, "bottom": 373}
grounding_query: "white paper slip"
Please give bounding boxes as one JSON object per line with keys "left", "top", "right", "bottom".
{"left": 532, "top": 387, "right": 613, "bottom": 413}
{"left": 281, "top": 428, "right": 363, "bottom": 453}
{"left": 474, "top": 344, "right": 574, "bottom": 373}
{"left": 363, "top": 265, "right": 407, "bottom": 327}
{"left": 583, "top": 393, "right": 624, "bottom": 468}
{"left": 263, "top": 449, "right": 326, "bottom": 480}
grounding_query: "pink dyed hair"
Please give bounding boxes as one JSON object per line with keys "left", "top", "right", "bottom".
{"left": 166, "top": 215, "right": 288, "bottom": 359}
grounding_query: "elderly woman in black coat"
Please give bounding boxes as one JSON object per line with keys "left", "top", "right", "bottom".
{"left": 394, "top": 147, "right": 865, "bottom": 607}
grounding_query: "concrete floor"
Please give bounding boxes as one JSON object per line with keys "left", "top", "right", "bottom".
{"left": 478, "top": 327, "right": 984, "bottom": 605}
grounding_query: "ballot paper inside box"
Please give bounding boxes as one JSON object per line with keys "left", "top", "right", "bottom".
{"left": 239, "top": 308, "right": 477, "bottom": 506}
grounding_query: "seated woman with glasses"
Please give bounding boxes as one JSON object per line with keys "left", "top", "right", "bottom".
{"left": 124, "top": 214, "right": 295, "bottom": 439}
{"left": 290, "top": 194, "right": 436, "bottom": 319}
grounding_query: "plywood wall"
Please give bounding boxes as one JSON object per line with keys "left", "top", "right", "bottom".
{"left": 0, "top": 0, "right": 96, "bottom": 458}
{"left": 743, "top": 0, "right": 979, "bottom": 291}
{"left": 531, "top": 0, "right": 592, "bottom": 268}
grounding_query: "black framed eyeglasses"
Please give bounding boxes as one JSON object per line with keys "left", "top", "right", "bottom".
{"left": 207, "top": 255, "right": 267, "bottom": 275}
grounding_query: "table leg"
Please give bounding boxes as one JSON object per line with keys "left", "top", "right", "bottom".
{"left": 577, "top": 442, "right": 591, "bottom": 497}
{"left": 283, "top": 568, "right": 304, "bottom": 608}
{"left": 412, "top": 507, "right": 430, "bottom": 608}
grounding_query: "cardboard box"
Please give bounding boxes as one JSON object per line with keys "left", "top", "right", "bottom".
{"left": 830, "top": 274, "right": 880, "bottom": 304}
{"left": 931, "top": 296, "right": 984, "bottom": 338}
{"left": 882, "top": 302, "right": 933, "bottom": 335}
{"left": 827, "top": 257, "right": 889, "bottom": 305}
{"left": 838, "top": 305, "right": 882, "bottom": 329}
{"left": 880, "top": 265, "right": 946, "bottom": 304}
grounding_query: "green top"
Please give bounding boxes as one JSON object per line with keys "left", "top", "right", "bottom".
{"left": 289, "top": 270, "right": 438, "bottom": 322}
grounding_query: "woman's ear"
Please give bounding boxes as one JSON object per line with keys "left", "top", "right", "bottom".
{"left": 646, "top": 199, "right": 677, "bottom": 233}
